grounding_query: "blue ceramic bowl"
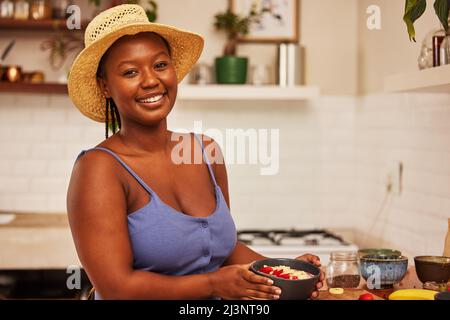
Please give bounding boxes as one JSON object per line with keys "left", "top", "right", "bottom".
{"left": 358, "top": 248, "right": 402, "bottom": 258}
{"left": 250, "top": 258, "right": 321, "bottom": 300}
{"left": 359, "top": 254, "right": 408, "bottom": 289}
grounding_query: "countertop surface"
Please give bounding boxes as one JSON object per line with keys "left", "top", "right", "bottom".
{"left": 0, "top": 212, "right": 68, "bottom": 228}
{"left": 319, "top": 266, "right": 425, "bottom": 300}
{"left": 0, "top": 212, "right": 79, "bottom": 269}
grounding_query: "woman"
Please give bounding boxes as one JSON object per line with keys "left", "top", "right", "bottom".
{"left": 67, "top": 4, "right": 324, "bottom": 300}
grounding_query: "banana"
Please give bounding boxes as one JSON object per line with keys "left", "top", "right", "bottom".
{"left": 388, "top": 289, "right": 437, "bottom": 300}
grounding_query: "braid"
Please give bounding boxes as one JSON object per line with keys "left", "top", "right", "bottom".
{"left": 110, "top": 98, "right": 116, "bottom": 134}
{"left": 112, "top": 100, "right": 121, "bottom": 131}
{"left": 105, "top": 98, "right": 109, "bottom": 139}
{"left": 104, "top": 98, "right": 121, "bottom": 138}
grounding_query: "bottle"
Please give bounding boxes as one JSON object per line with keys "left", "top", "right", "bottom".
{"left": 13, "top": 0, "right": 29, "bottom": 20}
{"left": 432, "top": 29, "right": 445, "bottom": 67}
{"left": 0, "top": 0, "right": 14, "bottom": 18}
{"left": 444, "top": 218, "right": 450, "bottom": 257}
{"left": 440, "top": 30, "right": 450, "bottom": 66}
{"left": 30, "top": 0, "right": 52, "bottom": 20}
{"left": 326, "top": 251, "right": 361, "bottom": 288}
{"left": 52, "top": 0, "right": 70, "bottom": 19}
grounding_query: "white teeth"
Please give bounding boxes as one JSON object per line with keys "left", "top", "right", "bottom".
{"left": 138, "top": 94, "right": 164, "bottom": 103}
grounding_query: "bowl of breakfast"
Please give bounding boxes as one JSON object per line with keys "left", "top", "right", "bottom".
{"left": 250, "top": 258, "right": 321, "bottom": 300}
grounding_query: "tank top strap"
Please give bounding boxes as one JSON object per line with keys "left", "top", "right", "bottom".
{"left": 76, "top": 147, "right": 154, "bottom": 195}
{"left": 193, "top": 133, "right": 218, "bottom": 188}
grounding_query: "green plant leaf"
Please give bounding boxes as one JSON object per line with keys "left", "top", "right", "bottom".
{"left": 403, "top": 0, "right": 427, "bottom": 42}
{"left": 88, "top": 0, "right": 101, "bottom": 7}
{"left": 434, "top": 0, "right": 449, "bottom": 31}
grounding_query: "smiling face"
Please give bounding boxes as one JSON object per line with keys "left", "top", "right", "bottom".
{"left": 98, "top": 32, "right": 177, "bottom": 128}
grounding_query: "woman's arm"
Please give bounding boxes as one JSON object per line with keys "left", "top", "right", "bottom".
{"left": 67, "top": 150, "right": 275, "bottom": 300}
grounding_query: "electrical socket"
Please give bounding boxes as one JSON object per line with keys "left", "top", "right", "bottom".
{"left": 388, "top": 161, "right": 403, "bottom": 195}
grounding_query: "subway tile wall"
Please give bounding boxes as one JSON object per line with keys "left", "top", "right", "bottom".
{"left": 0, "top": 92, "right": 449, "bottom": 258}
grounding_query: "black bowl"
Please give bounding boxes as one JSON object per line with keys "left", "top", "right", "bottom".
{"left": 414, "top": 256, "right": 450, "bottom": 284}
{"left": 250, "top": 258, "right": 320, "bottom": 300}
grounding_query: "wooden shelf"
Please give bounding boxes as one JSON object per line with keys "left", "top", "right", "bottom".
{"left": 178, "top": 84, "right": 320, "bottom": 101}
{"left": 0, "top": 18, "right": 88, "bottom": 31}
{"left": 0, "top": 82, "right": 67, "bottom": 94}
{"left": 384, "top": 64, "right": 450, "bottom": 93}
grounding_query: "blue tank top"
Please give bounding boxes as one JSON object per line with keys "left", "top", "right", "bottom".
{"left": 76, "top": 134, "right": 237, "bottom": 299}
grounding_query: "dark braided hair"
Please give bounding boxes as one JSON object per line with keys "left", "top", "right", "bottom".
{"left": 97, "top": 32, "right": 172, "bottom": 139}
{"left": 104, "top": 98, "right": 121, "bottom": 139}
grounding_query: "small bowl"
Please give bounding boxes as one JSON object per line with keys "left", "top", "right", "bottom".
{"left": 435, "top": 292, "right": 450, "bottom": 300}
{"left": 414, "top": 256, "right": 450, "bottom": 284}
{"left": 358, "top": 248, "right": 402, "bottom": 258}
{"left": 250, "top": 258, "right": 320, "bottom": 300}
{"left": 359, "top": 254, "right": 408, "bottom": 289}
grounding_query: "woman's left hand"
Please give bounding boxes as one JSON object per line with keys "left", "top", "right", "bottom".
{"left": 295, "top": 254, "right": 325, "bottom": 299}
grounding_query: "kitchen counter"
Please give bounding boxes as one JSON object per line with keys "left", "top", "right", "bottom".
{"left": 318, "top": 266, "right": 426, "bottom": 300}
{"left": 0, "top": 212, "right": 80, "bottom": 269}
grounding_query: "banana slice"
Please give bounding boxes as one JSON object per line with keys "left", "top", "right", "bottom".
{"left": 388, "top": 289, "right": 437, "bottom": 300}
{"left": 329, "top": 288, "right": 344, "bottom": 295}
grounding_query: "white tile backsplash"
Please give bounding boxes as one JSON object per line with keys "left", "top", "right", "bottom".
{"left": 0, "top": 92, "right": 449, "bottom": 258}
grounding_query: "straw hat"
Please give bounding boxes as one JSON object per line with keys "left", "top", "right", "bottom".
{"left": 68, "top": 4, "right": 204, "bottom": 122}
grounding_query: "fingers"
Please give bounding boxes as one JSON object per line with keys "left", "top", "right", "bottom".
{"left": 316, "top": 280, "right": 323, "bottom": 290}
{"left": 245, "top": 289, "right": 279, "bottom": 300}
{"left": 319, "top": 270, "right": 325, "bottom": 282}
{"left": 310, "top": 290, "right": 320, "bottom": 299}
{"left": 296, "top": 254, "right": 322, "bottom": 267}
{"left": 241, "top": 296, "right": 271, "bottom": 300}
{"left": 243, "top": 269, "right": 274, "bottom": 286}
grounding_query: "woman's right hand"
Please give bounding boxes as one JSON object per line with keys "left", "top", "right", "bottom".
{"left": 207, "top": 262, "right": 281, "bottom": 300}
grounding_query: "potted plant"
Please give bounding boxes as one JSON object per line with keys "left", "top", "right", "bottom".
{"left": 403, "top": 0, "right": 450, "bottom": 41}
{"left": 214, "top": 9, "right": 250, "bottom": 84}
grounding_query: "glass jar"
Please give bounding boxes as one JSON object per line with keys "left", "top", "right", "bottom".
{"left": 52, "top": 0, "right": 70, "bottom": 19}
{"left": 326, "top": 251, "right": 361, "bottom": 288}
{"left": 444, "top": 218, "right": 450, "bottom": 257}
{"left": 0, "top": 0, "right": 14, "bottom": 18}
{"left": 30, "top": 0, "right": 52, "bottom": 20}
{"left": 418, "top": 44, "right": 433, "bottom": 70}
{"left": 440, "top": 30, "right": 450, "bottom": 66}
{"left": 13, "top": 0, "right": 29, "bottom": 20}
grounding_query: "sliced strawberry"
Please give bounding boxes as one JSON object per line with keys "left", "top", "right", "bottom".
{"left": 278, "top": 273, "right": 291, "bottom": 279}
{"left": 259, "top": 266, "right": 273, "bottom": 274}
{"left": 272, "top": 269, "right": 283, "bottom": 276}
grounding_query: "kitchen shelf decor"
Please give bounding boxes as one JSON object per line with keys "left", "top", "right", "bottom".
{"left": 0, "top": 82, "right": 67, "bottom": 94}
{"left": 0, "top": 18, "right": 89, "bottom": 30}
{"left": 178, "top": 84, "right": 319, "bottom": 101}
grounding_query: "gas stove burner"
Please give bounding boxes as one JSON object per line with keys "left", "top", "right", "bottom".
{"left": 236, "top": 229, "right": 349, "bottom": 246}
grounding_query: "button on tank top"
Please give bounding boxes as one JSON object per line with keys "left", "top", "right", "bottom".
{"left": 76, "top": 134, "right": 237, "bottom": 299}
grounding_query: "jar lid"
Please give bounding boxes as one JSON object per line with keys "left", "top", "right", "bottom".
{"left": 330, "top": 251, "right": 358, "bottom": 261}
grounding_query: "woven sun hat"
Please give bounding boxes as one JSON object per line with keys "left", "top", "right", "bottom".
{"left": 68, "top": 4, "right": 204, "bottom": 122}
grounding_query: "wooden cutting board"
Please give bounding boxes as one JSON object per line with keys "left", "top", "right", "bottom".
{"left": 318, "top": 288, "right": 384, "bottom": 300}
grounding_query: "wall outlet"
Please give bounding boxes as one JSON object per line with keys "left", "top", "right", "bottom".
{"left": 390, "top": 161, "right": 403, "bottom": 195}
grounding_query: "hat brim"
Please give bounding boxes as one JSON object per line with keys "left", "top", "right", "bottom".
{"left": 68, "top": 23, "right": 204, "bottom": 123}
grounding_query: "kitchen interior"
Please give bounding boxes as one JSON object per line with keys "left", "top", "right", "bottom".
{"left": 0, "top": 0, "right": 450, "bottom": 300}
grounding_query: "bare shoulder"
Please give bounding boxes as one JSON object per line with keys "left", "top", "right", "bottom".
{"left": 70, "top": 148, "right": 121, "bottom": 183}
{"left": 67, "top": 148, "right": 126, "bottom": 221}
